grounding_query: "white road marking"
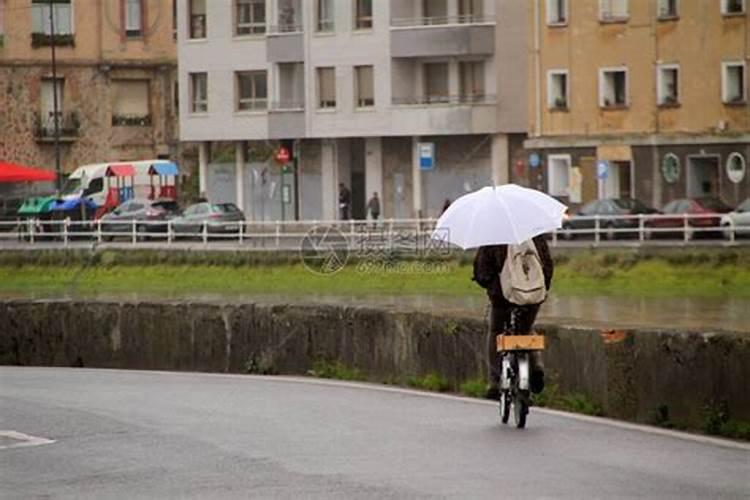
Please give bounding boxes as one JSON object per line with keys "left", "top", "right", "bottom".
{"left": 0, "top": 431, "right": 56, "bottom": 450}
{"left": 8, "top": 367, "right": 750, "bottom": 452}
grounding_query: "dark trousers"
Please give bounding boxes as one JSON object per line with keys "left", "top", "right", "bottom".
{"left": 486, "top": 303, "right": 541, "bottom": 387}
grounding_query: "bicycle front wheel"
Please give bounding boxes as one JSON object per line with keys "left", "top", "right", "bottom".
{"left": 513, "top": 390, "right": 529, "bottom": 429}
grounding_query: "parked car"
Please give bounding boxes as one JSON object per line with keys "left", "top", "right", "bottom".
{"left": 561, "top": 198, "right": 657, "bottom": 240}
{"left": 171, "top": 202, "right": 245, "bottom": 237}
{"left": 645, "top": 197, "right": 732, "bottom": 240}
{"left": 721, "top": 198, "right": 750, "bottom": 240}
{"left": 100, "top": 198, "right": 182, "bottom": 240}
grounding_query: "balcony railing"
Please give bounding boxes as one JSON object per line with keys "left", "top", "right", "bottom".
{"left": 270, "top": 100, "right": 305, "bottom": 111}
{"left": 31, "top": 32, "right": 75, "bottom": 48}
{"left": 112, "top": 115, "right": 152, "bottom": 127}
{"left": 269, "top": 24, "right": 303, "bottom": 34}
{"left": 392, "top": 94, "right": 496, "bottom": 106}
{"left": 391, "top": 15, "right": 494, "bottom": 27}
{"left": 34, "top": 112, "right": 80, "bottom": 142}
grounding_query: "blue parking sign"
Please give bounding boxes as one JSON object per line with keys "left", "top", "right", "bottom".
{"left": 419, "top": 143, "right": 435, "bottom": 171}
{"left": 597, "top": 160, "right": 609, "bottom": 180}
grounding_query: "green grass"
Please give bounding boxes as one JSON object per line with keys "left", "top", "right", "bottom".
{"left": 1, "top": 248, "right": 749, "bottom": 299}
{"left": 407, "top": 373, "right": 451, "bottom": 393}
{"left": 459, "top": 378, "right": 487, "bottom": 399}
{"left": 307, "top": 360, "right": 366, "bottom": 381}
{"left": 532, "top": 383, "right": 605, "bottom": 417}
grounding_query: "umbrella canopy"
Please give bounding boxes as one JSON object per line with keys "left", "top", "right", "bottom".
{"left": 17, "top": 196, "right": 57, "bottom": 215}
{"left": 431, "top": 184, "right": 567, "bottom": 249}
{"left": 0, "top": 161, "right": 56, "bottom": 183}
{"left": 50, "top": 197, "right": 98, "bottom": 212}
{"left": 149, "top": 162, "right": 179, "bottom": 176}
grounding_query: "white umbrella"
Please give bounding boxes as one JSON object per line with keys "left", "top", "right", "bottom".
{"left": 431, "top": 184, "right": 567, "bottom": 249}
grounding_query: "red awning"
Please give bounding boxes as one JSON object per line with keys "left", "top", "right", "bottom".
{"left": 0, "top": 161, "right": 57, "bottom": 183}
{"left": 106, "top": 164, "right": 136, "bottom": 177}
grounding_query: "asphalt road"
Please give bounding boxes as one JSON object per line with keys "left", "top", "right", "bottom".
{"left": 1, "top": 368, "right": 748, "bottom": 499}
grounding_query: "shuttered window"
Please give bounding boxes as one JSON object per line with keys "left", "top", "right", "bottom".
{"left": 459, "top": 61, "right": 484, "bottom": 100}
{"left": 112, "top": 80, "right": 151, "bottom": 125}
{"left": 317, "top": 67, "right": 336, "bottom": 109}
{"left": 31, "top": 0, "right": 73, "bottom": 35}
{"left": 355, "top": 66, "right": 374, "bottom": 108}
{"left": 125, "top": 0, "right": 142, "bottom": 36}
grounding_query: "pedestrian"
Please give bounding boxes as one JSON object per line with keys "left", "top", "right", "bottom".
{"left": 442, "top": 198, "right": 452, "bottom": 214}
{"left": 367, "top": 192, "right": 380, "bottom": 222}
{"left": 472, "top": 236, "right": 554, "bottom": 399}
{"left": 339, "top": 183, "right": 351, "bottom": 220}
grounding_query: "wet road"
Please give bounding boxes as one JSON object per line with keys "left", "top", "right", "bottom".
{"left": 1, "top": 368, "right": 748, "bottom": 499}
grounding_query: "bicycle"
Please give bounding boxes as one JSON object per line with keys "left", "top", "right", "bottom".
{"left": 496, "top": 333, "right": 545, "bottom": 429}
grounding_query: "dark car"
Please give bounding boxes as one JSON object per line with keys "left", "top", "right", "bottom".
{"left": 561, "top": 198, "right": 657, "bottom": 240}
{"left": 100, "top": 198, "right": 182, "bottom": 240}
{"left": 645, "top": 197, "right": 732, "bottom": 240}
{"left": 172, "top": 202, "right": 246, "bottom": 237}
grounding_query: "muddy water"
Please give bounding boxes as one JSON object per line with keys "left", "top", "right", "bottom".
{"left": 4, "top": 290, "right": 748, "bottom": 334}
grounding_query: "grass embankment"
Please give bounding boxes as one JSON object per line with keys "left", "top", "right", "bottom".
{"left": 0, "top": 248, "right": 749, "bottom": 299}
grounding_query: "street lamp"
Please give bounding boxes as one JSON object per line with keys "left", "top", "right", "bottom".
{"left": 48, "top": 0, "right": 62, "bottom": 194}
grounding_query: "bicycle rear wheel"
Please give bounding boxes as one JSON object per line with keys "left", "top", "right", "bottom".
{"left": 499, "top": 391, "right": 511, "bottom": 424}
{"left": 513, "top": 390, "right": 529, "bottom": 429}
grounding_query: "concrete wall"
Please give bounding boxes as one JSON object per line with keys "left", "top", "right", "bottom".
{"left": 1, "top": 300, "right": 748, "bottom": 432}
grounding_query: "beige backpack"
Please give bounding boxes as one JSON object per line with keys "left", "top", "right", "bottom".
{"left": 500, "top": 240, "right": 547, "bottom": 306}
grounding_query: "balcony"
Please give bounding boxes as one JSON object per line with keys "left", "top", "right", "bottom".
{"left": 392, "top": 94, "right": 496, "bottom": 106}
{"left": 390, "top": 17, "right": 495, "bottom": 58}
{"left": 112, "top": 114, "right": 152, "bottom": 127}
{"left": 34, "top": 112, "right": 80, "bottom": 143}
{"left": 268, "top": 101, "right": 305, "bottom": 139}
{"left": 266, "top": 28, "right": 304, "bottom": 63}
{"left": 31, "top": 32, "right": 75, "bottom": 48}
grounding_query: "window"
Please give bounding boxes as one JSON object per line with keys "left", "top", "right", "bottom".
{"left": 317, "top": 67, "right": 336, "bottom": 109}
{"left": 722, "top": 0, "right": 745, "bottom": 15}
{"left": 172, "top": 0, "right": 177, "bottom": 39}
{"left": 726, "top": 153, "right": 746, "bottom": 184}
{"left": 423, "top": 0, "right": 448, "bottom": 24}
{"left": 189, "top": 0, "right": 206, "bottom": 39}
{"left": 459, "top": 61, "right": 484, "bottom": 101}
{"left": 31, "top": 0, "right": 73, "bottom": 35}
{"left": 235, "top": 0, "right": 265, "bottom": 35}
{"left": 112, "top": 80, "right": 151, "bottom": 126}
{"left": 1, "top": 0, "right": 6, "bottom": 43}
{"left": 424, "top": 63, "right": 449, "bottom": 103}
{"left": 125, "top": 0, "right": 143, "bottom": 37}
{"left": 600, "top": 68, "right": 628, "bottom": 107}
{"left": 40, "top": 78, "right": 64, "bottom": 119}
{"left": 547, "top": 0, "right": 568, "bottom": 25}
{"left": 458, "top": 0, "right": 483, "bottom": 23}
{"left": 236, "top": 71, "right": 267, "bottom": 111}
{"left": 190, "top": 72, "right": 208, "bottom": 112}
{"left": 599, "top": 0, "right": 628, "bottom": 21}
{"left": 722, "top": 62, "right": 746, "bottom": 103}
{"left": 355, "top": 66, "right": 374, "bottom": 108}
{"left": 548, "top": 155, "right": 571, "bottom": 197}
{"left": 547, "top": 70, "right": 569, "bottom": 109}
{"left": 657, "top": 65, "right": 679, "bottom": 105}
{"left": 657, "top": 0, "right": 678, "bottom": 18}
{"left": 355, "top": 0, "right": 373, "bottom": 29}
{"left": 316, "top": 0, "right": 334, "bottom": 32}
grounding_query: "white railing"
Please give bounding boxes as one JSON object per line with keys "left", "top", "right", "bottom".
{"left": 0, "top": 214, "right": 745, "bottom": 249}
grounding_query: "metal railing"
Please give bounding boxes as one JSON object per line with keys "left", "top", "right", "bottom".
{"left": 391, "top": 15, "right": 496, "bottom": 27}
{"left": 0, "top": 214, "right": 746, "bottom": 250}
{"left": 392, "top": 94, "right": 497, "bottom": 106}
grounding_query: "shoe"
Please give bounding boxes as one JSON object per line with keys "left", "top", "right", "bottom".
{"left": 485, "top": 385, "right": 500, "bottom": 400}
{"left": 530, "top": 369, "right": 545, "bottom": 394}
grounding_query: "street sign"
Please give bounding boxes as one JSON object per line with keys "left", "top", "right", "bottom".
{"left": 282, "top": 184, "right": 291, "bottom": 204}
{"left": 597, "top": 160, "right": 609, "bottom": 180}
{"left": 275, "top": 146, "right": 291, "bottom": 164}
{"left": 419, "top": 143, "right": 435, "bottom": 171}
{"left": 529, "top": 153, "right": 541, "bottom": 169}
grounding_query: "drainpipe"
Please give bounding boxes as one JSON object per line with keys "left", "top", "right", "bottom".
{"left": 534, "top": 0, "right": 542, "bottom": 138}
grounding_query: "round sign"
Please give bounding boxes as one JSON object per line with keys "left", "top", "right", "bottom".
{"left": 299, "top": 225, "right": 350, "bottom": 275}
{"left": 275, "top": 146, "right": 291, "bottom": 164}
{"left": 661, "top": 153, "right": 680, "bottom": 184}
{"left": 529, "top": 153, "right": 541, "bottom": 168}
{"left": 596, "top": 160, "right": 609, "bottom": 180}
{"left": 726, "top": 153, "right": 746, "bottom": 184}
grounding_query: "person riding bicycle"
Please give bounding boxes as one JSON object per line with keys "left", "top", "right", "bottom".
{"left": 472, "top": 235, "right": 554, "bottom": 399}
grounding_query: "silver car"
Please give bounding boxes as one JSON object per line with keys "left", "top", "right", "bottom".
{"left": 172, "top": 202, "right": 245, "bottom": 236}
{"left": 721, "top": 199, "right": 750, "bottom": 239}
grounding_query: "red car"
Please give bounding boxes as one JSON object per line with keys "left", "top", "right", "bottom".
{"left": 645, "top": 197, "right": 732, "bottom": 240}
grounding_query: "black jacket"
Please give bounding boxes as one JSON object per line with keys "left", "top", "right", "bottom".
{"left": 472, "top": 236, "right": 554, "bottom": 307}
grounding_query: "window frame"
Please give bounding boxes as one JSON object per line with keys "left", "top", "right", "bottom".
{"left": 354, "top": 65, "right": 375, "bottom": 109}
{"left": 235, "top": 70, "right": 268, "bottom": 112}
{"left": 190, "top": 72, "right": 208, "bottom": 114}
{"left": 317, "top": 67, "right": 337, "bottom": 110}
{"left": 31, "top": 0, "right": 74, "bottom": 35}
{"left": 599, "top": 0, "right": 629, "bottom": 23}
{"left": 599, "top": 66, "right": 629, "bottom": 109}
{"left": 721, "top": 0, "right": 746, "bottom": 16}
{"left": 188, "top": 0, "right": 207, "bottom": 40}
{"left": 547, "top": 69, "right": 569, "bottom": 110}
{"left": 124, "top": 0, "right": 144, "bottom": 38}
{"left": 234, "top": 0, "right": 266, "bottom": 37}
{"left": 657, "top": 0, "right": 679, "bottom": 19}
{"left": 547, "top": 154, "right": 572, "bottom": 198}
{"left": 458, "top": 60, "right": 485, "bottom": 102}
{"left": 316, "top": 0, "right": 334, "bottom": 32}
{"left": 354, "top": 0, "right": 373, "bottom": 30}
{"left": 722, "top": 61, "right": 747, "bottom": 104}
{"left": 546, "top": 0, "right": 569, "bottom": 26}
{"left": 657, "top": 63, "right": 680, "bottom": 107}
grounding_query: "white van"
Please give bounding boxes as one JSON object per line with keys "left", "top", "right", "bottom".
{"left": 60, "top": 159, "right": 177, "bottom": 208}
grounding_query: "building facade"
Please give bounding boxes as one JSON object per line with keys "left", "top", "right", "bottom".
{"left": 178, "top": 0, "right": 528, "bottom": 220}
{"left": 0, "top": 0, "right": 180, "bottom": 182}
{"left": 525, "top": 0, "right": 750, "bottom": 210}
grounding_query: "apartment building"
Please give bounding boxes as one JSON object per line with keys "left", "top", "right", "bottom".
{"left": 0, "top": 0, "right": 180, "bottom": 179}
{"left": 178, "top": 0, "right": 527, "bottom": 220}
{"left": 525, "top": 0, "right": 750, "bottom": 210}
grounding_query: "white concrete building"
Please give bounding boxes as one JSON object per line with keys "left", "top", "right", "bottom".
{"left": 177, "top": 0, "right": 527, "bottom": 220}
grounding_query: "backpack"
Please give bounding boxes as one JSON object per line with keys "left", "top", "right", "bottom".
{"left": 500, "top": 240, "right": 547, "bottom": 306}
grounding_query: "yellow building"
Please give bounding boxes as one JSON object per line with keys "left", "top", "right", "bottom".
{"left": 0, "top": 0, "right": 180, "bottom": 178}
{"left": 524, "top": 0, "right": 750, "bottom": 209}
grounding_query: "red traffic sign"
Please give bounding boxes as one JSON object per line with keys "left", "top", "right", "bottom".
{"left": 275, "top": 146, "right": 291, "bottom": 164}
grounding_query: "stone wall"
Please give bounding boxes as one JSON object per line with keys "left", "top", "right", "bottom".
{"left": 1, "top": 299, "right": 748, "bottom": 431}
